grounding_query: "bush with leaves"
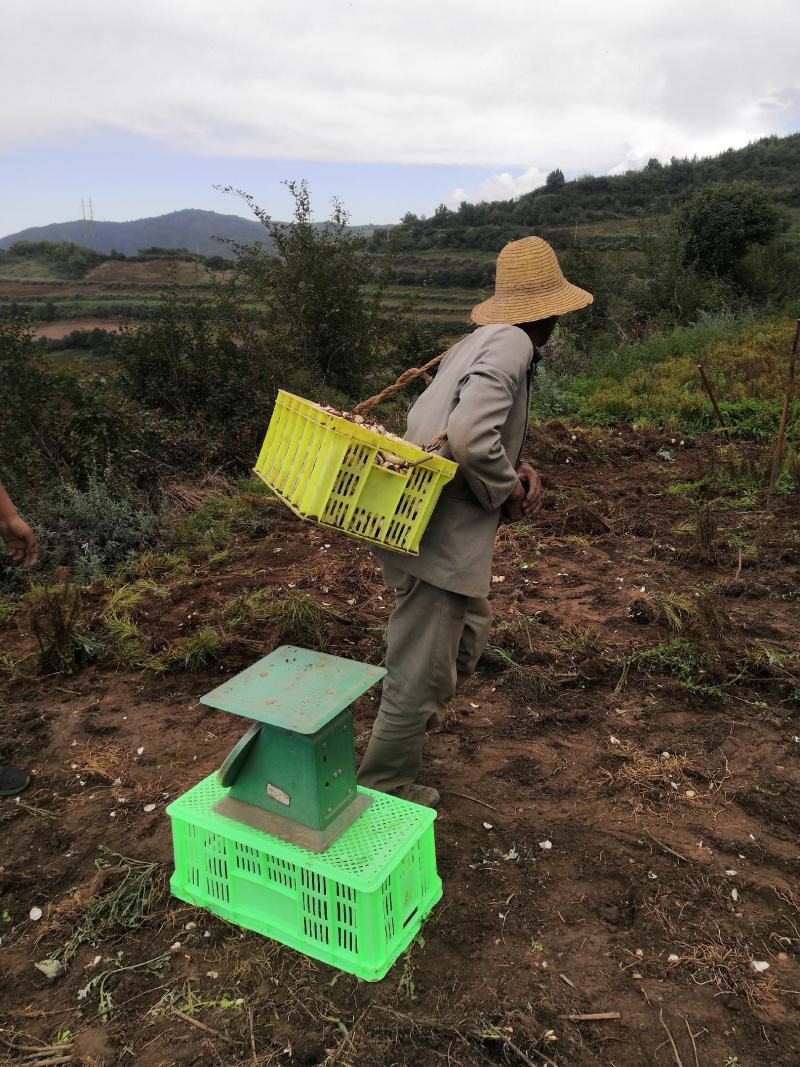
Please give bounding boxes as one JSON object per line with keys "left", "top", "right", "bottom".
{"left": 218, "top": 180, "right": 394, "bottom": 397}
{"left": 676, "top": 181, "right": 780, "bottom": 278}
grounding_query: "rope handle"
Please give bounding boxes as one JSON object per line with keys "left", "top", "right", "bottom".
{"left": 351, "top": 348, "right": 451, "bottom": 418}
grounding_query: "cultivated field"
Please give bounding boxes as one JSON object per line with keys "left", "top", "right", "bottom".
{"left": 2, "top": 423, "right": 799, "bottom": 1067}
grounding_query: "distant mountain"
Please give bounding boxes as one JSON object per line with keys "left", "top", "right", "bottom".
{"left": 0, "top": 208, "right": 378, "bottom": 258}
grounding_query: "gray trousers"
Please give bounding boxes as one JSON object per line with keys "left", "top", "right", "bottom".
{"left": 357, "top": 562, "right": 492, "bottom": 794}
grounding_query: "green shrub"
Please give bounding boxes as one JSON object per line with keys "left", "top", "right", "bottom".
{"left": 33, "top": 476, "right": 157, "bottom": 583}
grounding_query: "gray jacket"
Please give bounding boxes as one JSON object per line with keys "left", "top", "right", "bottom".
{"left": 374, "top": 324, "right": 534, "bottom": 597}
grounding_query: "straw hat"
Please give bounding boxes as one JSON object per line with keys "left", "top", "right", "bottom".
{"left": 470, "top": 236, "right": 593, "bottom": 325}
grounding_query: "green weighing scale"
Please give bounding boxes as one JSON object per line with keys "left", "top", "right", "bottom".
{"left": 201, "top": 645, "right": 385, "bottom": 852}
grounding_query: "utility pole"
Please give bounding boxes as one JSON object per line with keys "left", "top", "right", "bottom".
{"left": 81, "top": 198, "right": 96, "bottom": 248}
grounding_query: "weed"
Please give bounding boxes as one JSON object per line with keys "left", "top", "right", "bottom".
{"left": 27, "top": 569, "right": 103, "bottom": 674}
{"left": 159, "top": 625, "right": 227, "bottom": 671}
{"left": 170, "top": 486, "right": 274, "bottom": 555}
{"left": 225, "top": 589, "right": 336, "bottom": 648}
{"left": 557, "top": 624, "right": 605, "bottom": 658}
{"left": 503, "top": 663, "right": 563, "bottom": 702}
{"left": 47, "top": 847, "right": 164, "bottom": 965}
{"left": 397, "top": 935, "right": 425, "bottom": 1000}
{"left": 117, "top": 551, "right": 188, "bottom": 581}
{"left": 630, "top": 638, "right": 704, "bottom": 686}
{"left": 634, "top": 590, "right": 699, "bottom": 632}
{"left": 483, "top": 645, "right": 518, "bottom": 668}
{"left": 0, "top": 595, "right": 17, "bottom": 623}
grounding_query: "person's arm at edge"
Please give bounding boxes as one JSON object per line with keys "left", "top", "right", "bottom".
{"left": 0, "top": 481, "right": 39, "bottom": 567}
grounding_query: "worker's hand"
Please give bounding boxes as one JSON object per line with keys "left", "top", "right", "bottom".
{"left": 0, "top": 511, "right": 39, "bottom": 567}
{"left": 516, "top": 463, "right": 543, "bottom": 517}
{"left": 502, "top": 478, "right": 527, "bottom": 523}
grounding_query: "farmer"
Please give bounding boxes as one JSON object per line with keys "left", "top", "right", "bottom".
{"left": 358, "top": 236, "right": 592, "bottom": 806}
{"left": 0, "top": 479, "right": 39, "bottom": 797}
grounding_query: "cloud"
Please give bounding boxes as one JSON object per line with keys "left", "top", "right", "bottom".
{"left": 1, "top": 0, "right": 798, "bottom": 179}
{"left": 446, "top": 167, "right": 548, "bottom": 208}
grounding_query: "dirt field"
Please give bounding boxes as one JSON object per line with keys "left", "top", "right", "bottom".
{"left": 1, "top": 426, "right": 799, "bottom": 1067}
{"left": 29, "top": 319, "right": 133, "bottom": 340}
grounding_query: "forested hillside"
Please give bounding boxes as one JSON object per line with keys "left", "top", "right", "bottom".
{"left": 379, "top": 132, "right": 800, "bottom": 255}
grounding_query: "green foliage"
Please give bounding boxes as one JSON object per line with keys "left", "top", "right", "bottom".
{"left": 168, "top": 483, "right": 274, "bottom": 555}
{"left": 160, "top": 625, "right": 227, "bottom": 671}
{"left": 225, "top": 588, "right": 337, "bottom": 648}
{"left": 33, "top": 476, "right": 157, "bottom": 583}
{"left": 545, "top": 169, "right": 565, "bottom": 190}
{"left": 0, "top": 240, "right": 105, "bottom": 279}
{"left": 676, "top": 181, "right": 780, "bottom": 277}
{"left": 387, "top": 133, "right": 800, "bottom": 255}
{"left": 61, "top": 847, "right": 163, "bottom": 965}
{"left": 114, "top": 280, "right": 275, "bottom": 442}
{"left": 26, "top": 571, "right": 103, "bottom": 675}
{"left": 219, "top": 180, "right": 387, "bottom": 396}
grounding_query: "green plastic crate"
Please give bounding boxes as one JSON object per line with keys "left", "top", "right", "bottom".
{"left": 254, "top": 390, "right": 457, "bottom": 555}
{"left": 167, "top": 774, "right": 442, "bottom": 981}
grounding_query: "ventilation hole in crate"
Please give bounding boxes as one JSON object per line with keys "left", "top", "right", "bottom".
{"left": 382, "top": 881, "right": 396, "bottom": 942}
{"left": 335, "top": 883, "right": 358, "bottom": 955}
{"left": 349, "top": 508, "right": 384, "bottom": 539}
{"left": 234, "top": 842, "right": 263, "bottom": 877}
{"left": 267, "top": 855, "right": 297, "bottom": 891}
{"left": 402, "top": 907, "right": 419, "bottom": 929}
{"left": 322, "top": 444, "right": 371, "bottom": 526}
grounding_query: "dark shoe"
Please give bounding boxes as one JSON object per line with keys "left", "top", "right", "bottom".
{"left": 0, "top": 766, "right": 31, "bottom": 797}
{"left": 393, "top": 784, "right": 440, "bottom": 809}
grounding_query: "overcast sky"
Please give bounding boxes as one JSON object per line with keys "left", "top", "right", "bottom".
{"left": 1, "top": 0, "right": 798, "bottom": 234}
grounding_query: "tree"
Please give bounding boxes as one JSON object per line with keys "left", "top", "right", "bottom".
{"left": 545, "top": 169, "right": 565, "bottom": 190}
{"left": 676, "top": 181, "right": 780, "bottom": 277}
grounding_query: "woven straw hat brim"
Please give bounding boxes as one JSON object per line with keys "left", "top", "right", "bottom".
{"left": 470, "top": 280, "right": 593, "bottom": 326}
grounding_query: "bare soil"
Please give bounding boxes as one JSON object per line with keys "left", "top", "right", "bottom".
{"left": 30, "top": 319, "right": 133, "bottom": 340}
{"left": 84, "top": 261, "right": 230, "bottom": 285}
{"left": 2, "top": 427, "right": 799, "bottom": 1067}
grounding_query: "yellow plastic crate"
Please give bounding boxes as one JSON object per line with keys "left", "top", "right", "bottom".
{"left": 255, "top": 391, "right": 457, "bottom": 555}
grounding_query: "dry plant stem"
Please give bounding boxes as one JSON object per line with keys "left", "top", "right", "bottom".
{"left": 683, "top": 1016, "right": 700, "bottom": 1067}
{"left": 485, "top": 1028, "right": 544, "bottom": 1067}
{"left": 766, "top": 318, "right": 800, "bottom": 507}
{"left": 353, "top": 349, "right": 450, "bottom": 417}
{"left": 696, "top": 364, "right": 731, "bottom": 440}
{"left": 172, "top": 1009, "right": 237, "bottom": 1045}
{"left": 561, "top": 1012, "right": 621, "bottom": 1022}
{"left": 644, "top": 830, "right": 691, "bottom": 864}
{"left": 440, "top": 789, "right": 501, "bottom": 813}
{"left": 659, "top": 1009, "right": 685, "bottom": 1067}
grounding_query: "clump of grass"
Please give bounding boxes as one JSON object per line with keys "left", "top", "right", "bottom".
{"left": 602, "top": 743, "right": 698, "bottom": 813}
{"left": 556, "top": 624, "right": 605, "bottom": 659}
{"left": 169, "top": 483, "right": 275, "bottom": 556}
{"left": 103, "top": 612, "right": 148, "bottom": 669}
{"left": 630, "top": 590, "right": 699, "bottom": 631}
{"left": 47, "top": 847, "right": 164, "bottom": 965}
{"left": 117, "top": 551, "right": 188, "bottom": 581}
{"left": 0, "top": 596, "right": 17, "bottom": 624}
{"left": 503, "top": 663, "right": 563, "bottom": 702}
{"left": 225, "top": 588, "right": 337, "bottom": 648}
{"left": 27, "top": 569, "right": 103, "bottom": 674}
{"left": 630, "top": 638, "right": 705, "bottom": 686}
{"left": 159, "top": 625, "right": 228, "bottom": 671}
